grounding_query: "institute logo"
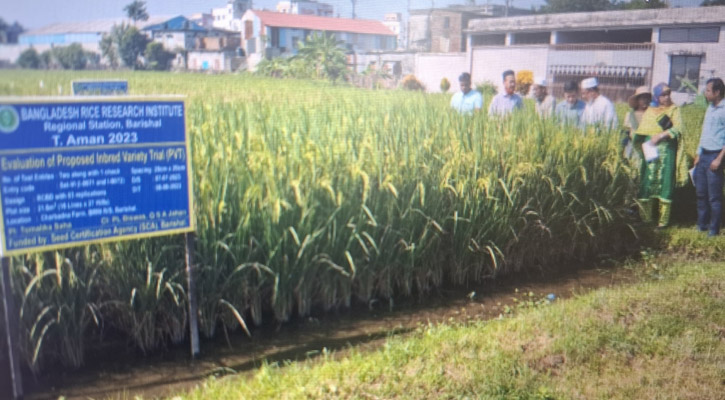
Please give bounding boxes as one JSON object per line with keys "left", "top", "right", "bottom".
{"left": 0, "top": 105, "right": 20, "bottom": 133}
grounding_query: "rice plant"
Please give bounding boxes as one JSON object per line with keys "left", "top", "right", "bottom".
{"left": 0, "top": 70, "right": 693, "bottom": 371}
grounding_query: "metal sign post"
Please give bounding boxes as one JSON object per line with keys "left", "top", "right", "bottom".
{"left": 184, "top": 233, "right": 199, "bottom": 358}
{"left": 1, "top": 257, "right": 23, "bottom": 400}
{"left": 0, "top": 96, "right": 201, "bottom": 394}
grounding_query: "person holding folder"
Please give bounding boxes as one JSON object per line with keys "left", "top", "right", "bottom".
{"left": 632, "top": 83, "right": 683, "bottom": 228}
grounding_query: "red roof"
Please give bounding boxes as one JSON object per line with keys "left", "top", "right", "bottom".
{"left": 252, "top": 10, "right": 395, "bottom": 36}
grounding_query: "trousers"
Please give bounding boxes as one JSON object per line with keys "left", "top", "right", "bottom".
{"left": 695, "top": 150, "right": 724, "bottom": 235}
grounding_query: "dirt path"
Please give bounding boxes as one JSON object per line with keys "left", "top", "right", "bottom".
{"left": 27, "top": 263, "right": 635, "bottom": 400}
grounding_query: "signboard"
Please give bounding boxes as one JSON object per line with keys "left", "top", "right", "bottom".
{"left": 0, "top": 97, "right": 194, "bottom": 256}
{"left": 72, "top": 80, "right": 128, "bottom": 96}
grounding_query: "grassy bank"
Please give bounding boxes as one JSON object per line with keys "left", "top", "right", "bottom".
{"left": 173, "top": 229, "right": 724, "bottom": 400}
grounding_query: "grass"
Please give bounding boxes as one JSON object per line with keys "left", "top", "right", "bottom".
{"left": 167, "top": 226, "right": 725, "bottom": 400}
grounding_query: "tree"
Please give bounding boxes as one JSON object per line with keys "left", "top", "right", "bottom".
{"left": 701, "top": 0, "right": 725, "bottom": 5}
{"left": 619, "top": 0, "right": 668, "bottom": 9}
{"left": 0, "top": 18, "right": 23, "bottom": 43}
{"left": 52, "top": 43, "right": 88, "bottom": 70}
{"left": 144, "top": 42, "right": 174, "bottom": 70}
{"left": 101, "top": 23, "right": 150, "bottom": 69}
{"left": 540, "top": 0, "right": 615, "bottom": 13}
{"left": 296, "top": 32, "right": 348, "bottom": 81}
{"left": 17, "top": 48, "right": 40, "bottom": 69}
{"left": 100, "top": 34, "right": 119, "bottom": 69}
{"left": 39, "top": 50, "right": 53, "bottom": 69}
{"left": 124, "top": 0, "right": 149, "bottom": 24}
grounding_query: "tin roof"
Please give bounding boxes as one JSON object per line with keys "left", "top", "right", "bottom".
{"left": 23, "top": 15, "right": 176, "bottom": 36}
{"left": 251, "top": 10, "right": 395, "bottom": 36}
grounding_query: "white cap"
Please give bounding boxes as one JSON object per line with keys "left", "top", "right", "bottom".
{"left": 581, "top": 77, "right": 598, "bottom": 89}
{"left": 534, "top": 77, "right": 547, "bottom": 87}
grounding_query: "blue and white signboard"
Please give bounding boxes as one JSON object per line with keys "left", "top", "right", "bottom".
{"left": 0, "top": 97, "right": 194, "bottom": 256}
{"left": 72, "top": 80, "right": 128, "bottom": 96}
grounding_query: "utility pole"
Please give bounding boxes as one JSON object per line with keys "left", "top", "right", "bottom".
{"left": 351, "top": 0, "right": 357, "bottom": 19}
{"left": 505, "top": 0, "right": 513, "bottom": 17}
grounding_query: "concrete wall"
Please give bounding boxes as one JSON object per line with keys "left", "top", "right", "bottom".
{"left": 549, "top": 48, "right": 652, "bottom": 68}
{"left": 470, "top": 46, "right": 549, "bottom": 91}
{"left": 188, "top": 51, "right": 244, "bottom": 72}
{"left": 408, "top": 14, "right": 430, "bottom": 51}
{"left": 430, "top": 11, "right": 464, "bottom": 53}
{"left": 152, "top": 31, "right": 191, "bottom": 51}
{"left": 651, "top": 25, "right": 725, "bottom": 104}
{"left": 414, "top": 53, "right": 467, "bottom": 93}
{"left": 354, "top": 52, "right": 415, "bottom": 76}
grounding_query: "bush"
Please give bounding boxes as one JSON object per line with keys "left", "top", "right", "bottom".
{"left": 440, "top": 77, "right": 451, "bottom": 93}
{"left": 516, "top": 70, "right": 533, "bottom": 96}
{"left": 401, "top": 74, "right": 425, "bottom": 91}
{"left": 476, "top": 80, "right": 498, "bottom": 98}
{"left": 144, "top": 42, "right": 175, "bottom": 70}
{"left": 17, "top": 48, "right": 40, "bottom": 69}
{"left": 52, "top": 43, "right": 88, "bottom": 70}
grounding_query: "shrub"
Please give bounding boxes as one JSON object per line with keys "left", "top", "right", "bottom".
{"left": 440, "top": 77, "right": 451, "bottom": 93}
{"left": 476, "top": 80, "right": 498, "bottom": 98}
{"left": 17, "top": 48, "right": 40, "bottom": 69}
{"left": 516, "top": 70, "right": 533, "bottom": 96}
{"left": 401, "top": 74, "right": 425, "bottom": 91}
{"left": 144, "top": 42, "right": 175, "bottom": 71}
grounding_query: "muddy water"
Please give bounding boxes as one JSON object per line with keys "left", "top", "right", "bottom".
{"left": 27, "top": 263, "right": 635, "bottom": 400}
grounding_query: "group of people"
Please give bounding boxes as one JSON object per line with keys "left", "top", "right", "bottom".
{"left": 450, "top": 71, "right": 725, "bottom": 236}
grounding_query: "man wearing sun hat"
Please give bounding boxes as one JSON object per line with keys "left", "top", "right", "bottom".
{"left": 533, "top": 77, "right": 556, "bottom": 118}
{"left": 581, "top": 77, "right": 618, "bottom": 132}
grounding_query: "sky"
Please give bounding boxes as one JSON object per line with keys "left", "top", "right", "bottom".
{"left": 4, "top": 0, "right": 547, "bottom": 29}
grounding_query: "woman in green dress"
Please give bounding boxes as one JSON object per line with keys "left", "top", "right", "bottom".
{"left": 633, "top": 83, "right": 682, "bottom": 228}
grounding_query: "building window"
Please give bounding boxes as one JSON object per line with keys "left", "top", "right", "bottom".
{"left": 512, "top": 32, "right": 551, "bottom": 45}
{"left": 669, "top": 55, "right": 701, "bottom": 93}
{"left": 472, "top": 34, "right": 506, "bottom": 46}
{"left": 443, "top": 17, "right": 450, "bottom": 29}
{"left": 660, "top": 27, "right": 719, "bottom": 43}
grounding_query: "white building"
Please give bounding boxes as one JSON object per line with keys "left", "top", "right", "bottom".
{"left": 382, "top": 13, "right": 404, "bottom": 49}
{"left": 212, "top": 0, "right": 253, "bottom": 32}
{"left": 241, "top": 10, "right": 396, "bottom": 70}
{"left": 276, "top": 1, "right": 334, "bottom": 17}
{"left": 407, "top": 6, "right": 725, "bottom": 102}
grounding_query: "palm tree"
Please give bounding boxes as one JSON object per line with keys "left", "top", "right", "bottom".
{"left": 124, "top": 0, "right": 149, "bottom": 25}
{"left": 296, "top": 32, "right": 348, "bottom": 81}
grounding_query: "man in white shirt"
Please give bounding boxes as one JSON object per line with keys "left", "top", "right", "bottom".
{"left": 581, "top": 77, "right": 618, "bottom": 132}
{"left": 450, "top": 72, "right": 483, "bottom": 115}
{"left": 533, "top": 77, "right": 556, "bottom": 118}
{"left": 488, "top": 70, "right": 523, "bottom": 117}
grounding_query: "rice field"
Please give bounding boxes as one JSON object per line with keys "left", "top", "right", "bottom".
{"left": 0, "top": 70, "right": 704, "bottom": 373}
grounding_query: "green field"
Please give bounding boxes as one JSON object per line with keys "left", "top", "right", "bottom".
{"left": 177, "top": 244, "right": 725, "bottom": 400}
{"left": 0, "top": 70, "right": 709, "bottom": 374}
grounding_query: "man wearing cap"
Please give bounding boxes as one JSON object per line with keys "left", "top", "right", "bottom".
{"left": 488, "top": 70, "right": 523, "bottom": 117}
{"left": 533, "top": 77, "right": 556, "bottom": 118}
{"left": 450, "top": 72, "right": 483, "bottom": 115}
{"left": 555, "top": 80, "right": 586, "bottom": 128}
{"left": 581, "top": 77, "right": 618, "bottom": 131}
{"left": 694, "top": 77, "right": 725, "bottom": 236}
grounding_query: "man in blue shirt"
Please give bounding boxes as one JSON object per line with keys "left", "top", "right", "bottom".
{"left": 488, "top": 70, "right": 523, "bottom": 117}
{"left": 555, "top": 80, "right": 586, "bottom": 128}
{"left": 694, "top": 78, "right": 725, "bottom": 236}
{"left": 450, "top": 72, "right": 483, "bottom": 115}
